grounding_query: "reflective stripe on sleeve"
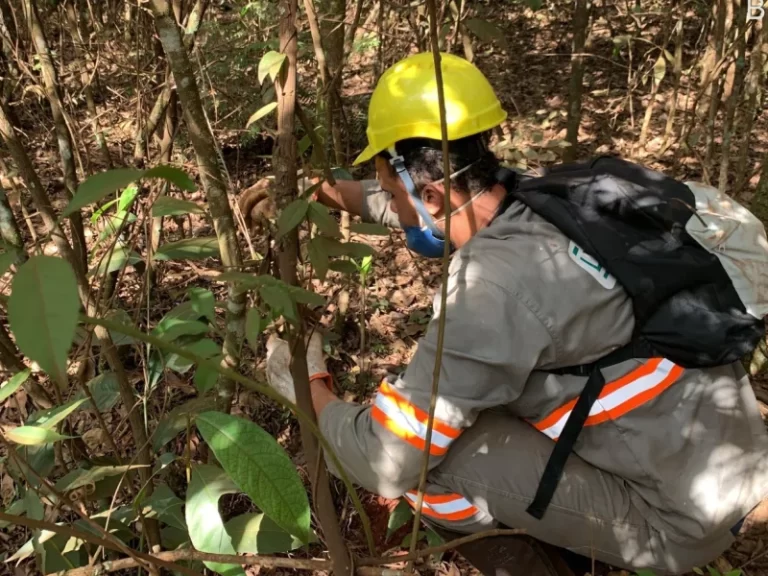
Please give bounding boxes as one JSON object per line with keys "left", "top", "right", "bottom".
{"left": 533, "top": 358, "right": 684, "bottom": 441}
{"left": 371, "top": 381, "right": 461, "bottom": 456}
{"left": 405, "top": 491, "right": 479, "bottom": 521}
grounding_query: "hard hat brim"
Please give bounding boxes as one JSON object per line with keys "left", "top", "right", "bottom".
{"left": 353, "top": 144, "right": 377, "bottom": 166}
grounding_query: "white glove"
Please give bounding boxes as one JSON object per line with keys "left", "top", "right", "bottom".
{"left": 265, "top": 331, "right": 330, "bottom": 404}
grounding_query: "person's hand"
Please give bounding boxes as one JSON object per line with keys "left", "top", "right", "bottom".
{"left": 265, "top": 331, "right": 331, "bottom": 404}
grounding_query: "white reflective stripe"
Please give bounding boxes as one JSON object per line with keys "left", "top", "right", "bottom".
{"left": 374, "top": 393, "right": 454, "bottom": 449}
{"left": 538, "top": 359, "right": 678, "bottom": 440}
{"left": 405, "top": 493, "right": 475, "bottom": 516}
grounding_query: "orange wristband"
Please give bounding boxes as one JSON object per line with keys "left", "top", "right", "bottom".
{"left": 309, "top": 371, "right": 333, "bottom": 391}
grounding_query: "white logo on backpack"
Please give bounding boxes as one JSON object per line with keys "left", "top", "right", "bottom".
{"left": 568, "top": 241, "right": 617, "bottom": 290}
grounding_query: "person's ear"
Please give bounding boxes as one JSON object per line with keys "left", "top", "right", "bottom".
{"left": 422, "top": 183, "right": 445, "bottom": 217}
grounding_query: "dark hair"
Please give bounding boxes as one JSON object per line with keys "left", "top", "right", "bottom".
{"left": 378, "top": 132, "right": 500, "bottom": 196}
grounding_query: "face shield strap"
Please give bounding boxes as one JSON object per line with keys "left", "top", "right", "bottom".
{"left": 387, "top": 147, "right": 445, "bottom": 240}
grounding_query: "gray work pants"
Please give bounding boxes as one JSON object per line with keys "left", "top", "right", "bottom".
{"left": 419, "top": 410, "right": 737, "bottom": 575}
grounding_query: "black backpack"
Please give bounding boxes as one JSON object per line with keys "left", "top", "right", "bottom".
{"left": 497, "top": 156, "right": 768, "bottom": 519}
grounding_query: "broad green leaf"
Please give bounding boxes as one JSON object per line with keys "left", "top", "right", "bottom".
{"left": 425, "top": 526, "right": 445, "bottom": 561}
{"left": 144, "top": 165, "right": 197, "bottom": 191}
{"left": 331, "top": 167, "right": 354, "bottom": 180}
{"left": 90, "top": 197, "right": 118, "bottom": 223}
{"left": 653, "top": 54, "right": 667, "bottom": 84}
{"left": 386, "top": 499, "right": 413, "bottom": 538}
{"left": 155, "top": 301, "right": 208, "bottom": 333}
{"left": 84, "top": 372, "right": 120, "bottom": 411}
{"left": 225, "top": 512, "right": 305, "bottom": 554}
{"left": 706, "top": 568, "right": 720, "bottom": 576}
{"left": 7, "top": 527, "right": 59, "bottom": 563}
{"left": 194, "top": 358, "right": 221, "bottom": 393}
{"left": 328, "top": 260, "right": 358, "bottom": 274}
{"left": 258, "top": 51, "right": 287, "bottom": 84}
{"left": 308, "top": 237, "right": 329, "bottom": 281}
{"left": 307, "top": 202, "right": 341, "bottom": 238}
{"left": 6, "top": 426, "right": 72, "bottom": 445}
{"left": 143, "top": 484, "right": 187, "bottom": 531}
{"left": 464, "top": 18, "right": 507, "bottom": 47}
{"left": 196, "top": 411, "right": 311, "bottom": 543}
{"left": 298, "top": 134, "right": 312, "bottom": 155}
{"left": 27, "top": 397, "right": 88, "bottom": 429}
{"left": 154, "top": 319, "right": 210, "bottom": 342}
{"left": 276, "top": 199, "right": 308, "bottom": 239}
{"left": 0, "top": 370, "right": 30, "bottom": 404}
{"left": 161, "top": 526, "right": 190, "bottom": 550}
{"left": 189, "top": 287, "right": 216, "bottom": 322}
{"left": 186, "top": 464, "right": 245, "bottom": 576}
{"left": 117, "top": 184, "right": 139, "bottom": 212}
{"left": 245, "top": 308, "right": 268, "bottom": 347}
{"left": 90, "top": 245, "right": 142, "bottom": 277}
{"left": 283, "top": 284, "right": 325, "bottom": 306}
{"left": 57, "top": 465, "right": 148, "bottom": 492}
{"left": 63, "top": 169, "right": 143, "bottom": 217}
{"left": 152, "top": 397, "right": 215, "bottom": 451}
{"left": 8, "top": 256, "right": 79, "bottom": 385}
{"left": 24, "top": 489, "right": 44, "bottom": 521}
{"left": 246, "top": 102, "right": 278, "bottom": 128}
{"left": 166, "top": 338, "right": 221, "bottom": 374}
{"left": 155, "top": 452, "right": 177, "bottom": 473}
{"left": 350, "top": 222, "right": 391, "bottom": 236}
{"left": 260, "top": 284, "right": 298, "bottom": 324}
{"left": 0, "top": 499, "right": 25, "bottom": 529}
{"left": 526, "top": 0, "right": 544, "bottom": 9}
{"left": 12, "top": 443, "right": 55, "bottom": 482}
{"left": 313, "top": 237, "right": 376, "bottom": 259}
{"left": 152, "top": 196, "right": 206, "bottom": 217}
{"left": 154, "top": 236, "right": 220, "bottom": 261}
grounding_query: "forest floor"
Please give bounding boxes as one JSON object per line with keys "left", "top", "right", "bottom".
{"left": 1, "top": 1, "right": 768, "bottom": 575}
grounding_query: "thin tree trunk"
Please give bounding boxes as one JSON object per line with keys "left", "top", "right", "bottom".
{"left": 563, "top": 0, "right": 591, "bottom": 162}
{"left": 0, "top": 99, "right": 162, "bottom": 551}
{"left": 718, "top": 0, "right": 747, "bottom": 192}
{"left": 274, "top": 0, "right": 353, "bottom": 572}
{"left": 661, "top": 16, "right": 684, "bottom": 151}
{"left": 123, "top": 0, "right": 132, "bottom": 42}
{"left": 148, "top": 0, "right": 245, "bottom": 413}
{"left": 22, "top": 0, "right": 88, "bottom": 276}
{"left": 64, "top": 1, "right": 111, "bottom": 169}
{"left": 704, "top": 0, "right": 726, "bottom": 169}
{"left": 735, "top": 18, "right": 766, "bottom": 191}
{"left": 0, "top": 180, "right": 26, "bottom": 262}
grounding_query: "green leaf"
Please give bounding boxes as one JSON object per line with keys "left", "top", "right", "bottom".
{"left": 57, "top": 465, "right": 148, "bottom": 492}
{"left": 707, "top": 567, "right": 721, "bottom": 576}
{"left": 526, "top": 0, "right": 544, "bottom": 9}
{"left": 189, "top": 287, "right": 216, "bottom": 322}
{"left": 90, "top": 245, "right": 142, "bottom": 277}
{"left": 328, "top": 260, "right": 358, "bottom": 274}
{"left": 154, "top": 236, "right": 220, "bottom": 261}
{"left": 27, "top": 397, "right": 88, "bottom": 429}
{"left": 258, "top": 51, "right": 287, "bottom": 84}
{"left": 350, "top": 222, "right": 391, "bottom": 236}
{"left": 0, "top": 249, "right": 18, "bottom": 276}
{"left": 186, "top": 463, "right": 245, "bottom": 576}
{"left": 97, "top": 211, "right": 137, "bottom": 244}
{"left": 464, "top": 18, "right": 507, "bottom": 47}
{"left": 308, "top": 237, "right": 329, "bottom": 281}
{"left": 6, "top": 426, "right": 72, "bottom": 445}
{"left": 90, "top": 197, "right": 118, "bottom": 223}
{"left": 8, "top": 256, "right": 79, "bottom": 385}
{"left": 246, "top": 102, "right": 278, "bottom": 128}
{"left": 152, "top": 397, "right": 215, "bottom": 452}
{"left": 143, "top": 484, "right": 187, "bottom": 531}
{"left": 653, "top": 54, "right": 667, "bottom": 84}
{"left": 152, "top": 196, "right": 206, "bottom": 217}
{"left": 84, "top": 372, "right": 120, "bottom": 411}
{"left": 260, "top": 284, "right": 298, "bottom": 324}
{"left": 196, "top": 411, "right": 311, "bottom": 543}
{"left": 425, "top": 526, "right": 445, "bottom": 562}
{"left": 245, "top": 308, "right": 268, "bottom": 347}
{"left": 313, "top": 237, "right": 376, "bottom": 259}
{"left": 117, "top": 184, "right": 140, "bottom": 212}
{"left": 154, "top": 319, "right": 210, "bottom": 342}
{"left": 63, "top": 169, "right": 143, "bottom": 217}
{"left": 7, "top": 527, "right": 59, "bottom": 563}
{"left": 331, "top": 167, "right": 354, "bottom": 180}
{"left": 194, "top": 359, "right": 221, "bottom": 393}
{"left": 307, "top": 202, "right": 341, "bottom": 238}
{"left": 225, "top": 512, "right": 306, "bottom": 554}
{"left": 24, "top": 489, "right": 44, "bottom": 521}
{"left": 166, "top": 338, "right": 221, "bottom": 374}
{"left": 0, "top": 370, "right": 30, "bottom": 404}
{"left": 276, "top": 198, "right": 308, "bottom": 239}
{"left": 386, "top": 499, "right": 413, "bottom": 538}
{"left": 144, "top": 165, "right": 197, "bottom": 192}
{"left": 0, "top": 499, "right": 25, "bottom": 529}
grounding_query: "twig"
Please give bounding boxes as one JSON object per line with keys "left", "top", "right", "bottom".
{"left": 360, "top": 528, "right": 527, "bottom": 566}
{"left": 406, "top": 1, "right": 454, "bottom": 571}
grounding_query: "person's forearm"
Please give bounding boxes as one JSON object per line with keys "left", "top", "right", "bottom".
{"left": 314, "top": 179, "right": 364, "bottom": 217}
{"left": 310, "top": 378, "right": 339, "bottom": 416}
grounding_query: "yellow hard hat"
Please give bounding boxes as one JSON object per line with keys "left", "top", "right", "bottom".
{"left": 353, "top": 52, "right": 507, "bottom": 166}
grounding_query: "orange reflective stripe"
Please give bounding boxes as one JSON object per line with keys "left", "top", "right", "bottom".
{"left": 404, "top": 491, "right": 479, "bottom": 521}
{"left": 533, "top": 358, "right": 684, "bottom": 440}
{"left": 371, "top": 380, "right": 462, "bottom": 456}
